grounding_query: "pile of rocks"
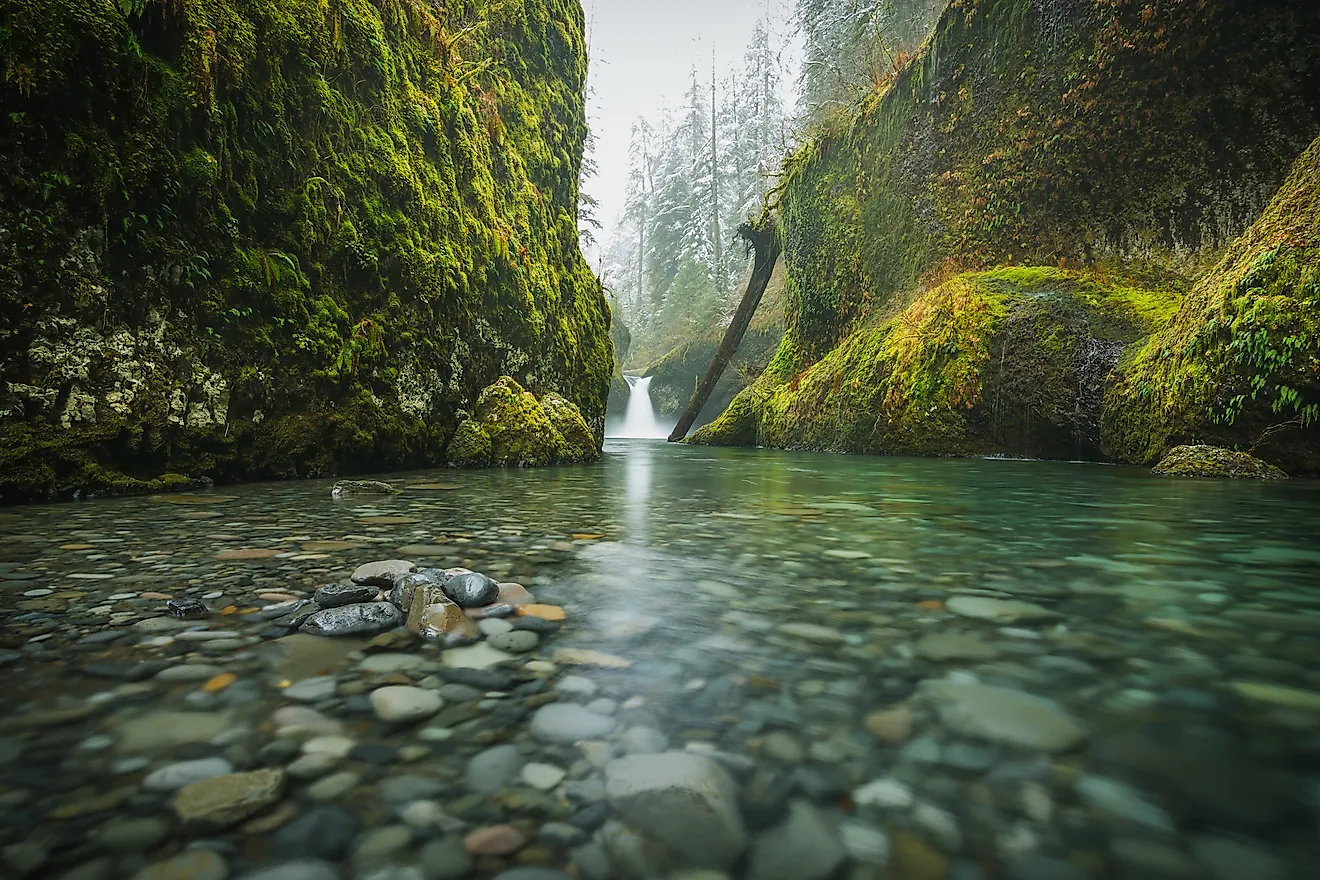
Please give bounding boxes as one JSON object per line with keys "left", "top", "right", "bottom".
{"left": 258, "top": 560, "right": 563, "bottom": 655}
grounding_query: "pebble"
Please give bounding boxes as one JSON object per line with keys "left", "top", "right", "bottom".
{"left": 143, "top": 757, "right": 235, "bottom": 792}
{"left": 370, "top": 686, "right": 444, "bottom": 722}
{"left": 854, "top": 778, "right": 914, "bottom": 809}
{"left": 465, "top": 824, "right": 527, "bottom": 856}
{"left": 489, "top": 629, "right": 540, "bottom": 653}
{"left": 271, "top": 805, "right": 358, "bottom": 860}
{"left": 1076, "top": 775, "right": 1174, "bottom": 832}
{"left": 521, "top": 762, "right": 567, "bottom": 790}
{"left": 306, "top": 770, "right": 360, "bottom": 800}
{"left": 96, "top": 816, "right": 171, "bottom": 852}
{"left": 134, "top": 850, "right": 228, "bottom": 880}
{"left": 530, "top": 703, "right": 617, "bottom": 743}
{"left": 283, "top": 677, "right": 338, "bottom": 702}
{"left": 233, "top": 861, "right": 339, "bottom": 880}
{"left": 466, "top": 744, "right": 525, "bottom": 794}
{"left": 478, "top": 618, "right": 515, "bottom": 636}
{"left": 419, "top": 837, "right": 474, "bottom": 880}
{"left": 351, "top": 560, "right": 416, "bottom": 587}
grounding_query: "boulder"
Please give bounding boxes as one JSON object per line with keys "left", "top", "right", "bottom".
{"left": 604, "top": 751, "right": 746, "bottom": 868}
{"left": 1154, "top": 445, "right": 1288, "bottom": 479}
{"left": 447, "top": 376, "right": 600, "bottom": 468}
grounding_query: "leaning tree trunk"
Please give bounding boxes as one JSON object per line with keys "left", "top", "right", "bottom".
{"left": 668, "top": 216, "right": 782, "bottom": 442}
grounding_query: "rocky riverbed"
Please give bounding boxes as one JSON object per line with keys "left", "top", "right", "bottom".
{"left": 2, "top": 443, "right": 1320, "bottom": 880}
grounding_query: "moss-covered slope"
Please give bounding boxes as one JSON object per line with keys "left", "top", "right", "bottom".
{"left": 1105, "top": 135, "right": 1320, "bottom": 474}
{"left": 0, "top": 0, "right": 612, "bottom": 501}
{"left": 697, "top": 0, "right": 1320, "bottom": 469}
{"left": 777, "top": 0, "right": 1320, "bottom": 362}
{"left": 692, "top": 267, "right": 1182, "bottom": 459}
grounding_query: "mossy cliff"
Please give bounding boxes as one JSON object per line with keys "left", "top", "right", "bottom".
{"left": 1105, "top": 135, "right": 1320, "bottom": 474}
{"left": 694, "top": 0, "right": 1320, "bottom": 470}
{"left": 0, "top": 0, "right": 612, "bottom": 502}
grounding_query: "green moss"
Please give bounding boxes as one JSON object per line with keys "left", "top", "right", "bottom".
{"left": 1152, "top": 445, "right": 1288, "bottom": 480}
{"left": 539, "top": 392, "right": 595, "bottom": 462}
{"left": 1105, "top": 134, "right": 1320, "bottom": 474}
{"left": 693, "top": 267, "right": 1180, "bottom": 460}
{"left": 699, "top": 0, "right": 1319, "bottom": 469}
{"left": 0, "top": 0, "right": 612, "bottom": 502}
{"left": 445, "top": 419, "right": 492, "bottom": 468}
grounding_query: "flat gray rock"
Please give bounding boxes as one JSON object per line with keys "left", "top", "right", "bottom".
{"left": 921, "top": 679, "right": 1085, "bottom": 751}
{"left": 142, "top": 757, "right": 234, "bottom": 792}
{"left": 529, "top": 703, "right": 616, "bottom": 743}
{"left": 945, "top": 596, "right": 1058, "bottom": 624}
{"left": 604, "top": 750, "right": 746, "bottom": 868}
{"left": 351, "top": 560, "right": 416, "bottom": 587}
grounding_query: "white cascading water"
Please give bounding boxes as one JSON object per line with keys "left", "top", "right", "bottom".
{"left": 615, "top": 375, "right": 669, "bottom": 439}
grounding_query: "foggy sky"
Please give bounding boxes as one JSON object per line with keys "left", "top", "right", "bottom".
{"left": 581, "top": 0, "right": 799, "bottom": 265}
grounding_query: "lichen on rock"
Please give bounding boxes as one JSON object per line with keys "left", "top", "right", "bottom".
{"left": 1152, "top": 446, "right": 1288, "bottom": 480}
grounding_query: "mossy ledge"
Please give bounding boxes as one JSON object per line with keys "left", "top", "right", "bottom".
{"left": 0, "top": 0, "right": 612, "bottom": 503}
{"left": 695, "top": 0, "right": 1320, "bottom": 473}
{"left": 691, "top": 267, "right": 1183, "bottom": 460}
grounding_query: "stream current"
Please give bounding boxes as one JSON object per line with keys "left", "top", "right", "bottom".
{"left": 2, "top": 440, "right": 1320, "bottom": 879}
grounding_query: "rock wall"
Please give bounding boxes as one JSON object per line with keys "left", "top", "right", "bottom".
{"left": 695, "top": 0, "right": 1320, "bottom": 470}
{"left": 0, "top": 0, "right": 612, "bottom": 501}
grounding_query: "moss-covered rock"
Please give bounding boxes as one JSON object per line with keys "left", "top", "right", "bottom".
{"left": 0, "top": 0, "right": 612, "bottom": 502}
{"left": 444, "top": 420, "right": 492, "bottom": 469}
{"left": 1105, "top": 134, "right": 1320, "bottom": 475}
{"left": 540, "top": 392, "right": 596, "bottom": 462}
{"left": 452, "top": 375, "right": 597, "bottom": 467}
{"left": 1152, "top": 446, "right": 1288, "bottom": 480}
{"left": 698, "top": 0, "right": 1320, "bottom": 472}
{"left": 692, "top": 267, "right": 1181, "bottom": 459}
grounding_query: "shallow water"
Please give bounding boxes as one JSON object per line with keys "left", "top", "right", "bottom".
{"left": 2, "top": 440, "right": 1320, "bottom": 879}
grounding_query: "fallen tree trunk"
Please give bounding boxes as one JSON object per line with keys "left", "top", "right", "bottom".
{"left": 668, "top": 216, "right": 782, "bottom": 442}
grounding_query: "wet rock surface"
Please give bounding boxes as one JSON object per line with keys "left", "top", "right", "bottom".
{"left": 1, "top": 446, "right": 1318, "bottom": 879}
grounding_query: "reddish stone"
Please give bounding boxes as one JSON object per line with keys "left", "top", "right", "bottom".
{"left": 497, "top": 583, "right": 536, "bottom": 605}
{"left": 465, "top": 824, "right": 526, "bottom": 856}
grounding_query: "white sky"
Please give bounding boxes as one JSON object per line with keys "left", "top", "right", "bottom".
{"left": 581, "top": 0, "right": 800, "bottom": 264}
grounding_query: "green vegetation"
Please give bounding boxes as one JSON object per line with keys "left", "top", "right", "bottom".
{"left": 1152, "top": 445, "right": 1289, "bottom": 480}
{"left": 451, "top": 375, "right": 597, "bottom": 467}
{"left": 0, "top": 0, "right": 611, "bottom": 501}
{"left": 692, "top": 267, "right": 1181, "bottom": 458}
{"left": 1105, "top": 134, "right": 1320, "bottom": 474}
{"left": 695, "top": 0, "right": 1320, "bottom": 473}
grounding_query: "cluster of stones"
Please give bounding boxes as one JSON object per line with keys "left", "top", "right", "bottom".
{"left": 263, "top": 560, "right": 563, "bottom": 661}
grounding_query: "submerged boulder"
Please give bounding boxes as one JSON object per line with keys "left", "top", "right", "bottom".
{"left": 1152, "top": 445, "right": 1288, "bottom": 480}
{"left": 604, "top": 751, "right": 747, "bottom": 868}
{"left": 446, "top": 376, "right": 600, "bottom": 468}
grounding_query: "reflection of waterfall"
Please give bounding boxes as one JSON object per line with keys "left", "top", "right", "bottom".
{"left": 613, "top": 375, "right": 669, "bottom": 439}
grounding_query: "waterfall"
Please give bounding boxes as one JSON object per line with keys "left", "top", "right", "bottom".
{"left": 614, "top": 375, "right": 669, "bottom": 439}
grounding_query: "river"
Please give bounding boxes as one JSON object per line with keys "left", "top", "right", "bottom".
{"left": 2, "top": 440, "right": 1318, "bottom": 879}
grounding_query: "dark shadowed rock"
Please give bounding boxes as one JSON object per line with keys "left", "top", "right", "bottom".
{"left": 443, "top": 572, "right": 501, "bottom": 608}
{"left": 313, "top": 583, "right": 379, "bottom": 608}
{"left": 300, "top": 603, "right": 404, "bottom": 637}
